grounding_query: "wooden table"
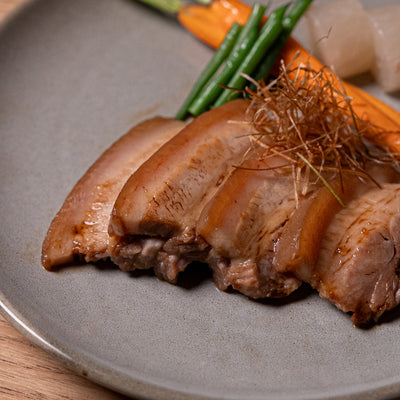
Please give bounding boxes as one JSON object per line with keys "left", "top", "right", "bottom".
{"left": 0, "top": 316, "right": 132, "bottom": 399}
{"left": 0, "top": 1, "right": 130, "bottom": 399}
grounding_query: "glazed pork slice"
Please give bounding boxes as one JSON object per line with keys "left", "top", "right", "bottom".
{"left": 197, "top": 152, "right": 309, "bottom": 298}
{"left": 313, "top": 184, "right": 400, "bottom": 325}
{"left": 273, "top": 173, "right": 379, "bottom": 278}
{"left": 109, "top": 99, "right": 256, "bottom": 282}
{"left": 271, "top": 165, "right": 399, "bottom": 323}
{"left": 42, "top": 117, "right": 185, "bottom": 270}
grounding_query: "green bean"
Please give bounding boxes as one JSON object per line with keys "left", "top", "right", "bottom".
{"left": 188, "top": 3, "right": 266, "bottom": 117}
{"left": 175, "top": 23, "right": 242, "bottom": 120}
{"left": 254, "top": 0, "right": 313, "bottom": 83}
{"left": 282, "top": 0, "right": 313, "bottom": 30}
{"left": 213, "top": 4, "right": 288, "bottom": 107}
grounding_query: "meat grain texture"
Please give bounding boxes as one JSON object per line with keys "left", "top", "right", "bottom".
{"left": 42, "top": 102, "right": 400, "bottom": 326}
{"left": 197, "top": 150, "right": 303, "bottom": 299}
{"left": 42, "top": 117, "right": 185, "bottom": 269}
{"left": 315, "top": 185, "right": 400, "bottom": 325}
{"left": 109, "top": 99, "right": 255, "bottom": 283}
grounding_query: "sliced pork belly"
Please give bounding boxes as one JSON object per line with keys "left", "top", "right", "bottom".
{"left": 273, "top": 172, "right": 384, "bottom": 278}
{"left": 41, "top": 117, "right": 184, "bottom": 270}
{"left": 314, "top": 184, "right": 400, "bottom": 325}
{"left": 273, "top": 176, "right": 356, "bottom": 277}
{"left": 109, "top": 99, "right": 256, "bottom": 283}
{"left": 197, "top": 152, "right": 309, "bottom": 298}
{"left": 272, "top": 166, "right": 399, "bottom": 323}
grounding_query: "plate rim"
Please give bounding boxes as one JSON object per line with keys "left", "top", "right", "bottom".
{"left": 2, "top": 293, "right": 400, "bottom": 400}
{"left": 1, "top": 1, "right": 400, "bottom": 399}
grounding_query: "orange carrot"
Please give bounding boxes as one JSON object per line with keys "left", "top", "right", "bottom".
{"left": 178, "top": 0, "right": 251, "bottom": 47}
{"left": 280, "top": 37, "right": 400, "bottom": 148}
{"left": 178, "top": 0, "right": 400, "bottom": 154}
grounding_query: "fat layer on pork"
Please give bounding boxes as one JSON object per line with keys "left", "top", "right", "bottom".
{"left": 197, "top": 151, "right": 309, "bottom": 298}
{"left": 314, "top": 184, "right": 400, "bottom": 325}
{"left": 109, "top": 99, "right": 257, "bottom": 283}
{"left": 41, "top": 117, "right": 185, "bottom": 270}
{"left": 272, "top": 165, "right": 400, "bottom": 325}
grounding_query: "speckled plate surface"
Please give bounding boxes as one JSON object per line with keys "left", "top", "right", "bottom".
{"left": 1, "top": 0, "right": 400, "bottom": 399}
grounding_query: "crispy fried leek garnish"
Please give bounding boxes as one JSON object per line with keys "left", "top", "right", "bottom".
{"left": 245, "top": 61, "right": 399, "bottom": 200}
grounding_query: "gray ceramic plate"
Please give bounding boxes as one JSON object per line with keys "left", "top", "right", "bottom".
{"left": 1, "top": 0, "right": 400, "bottom": 399}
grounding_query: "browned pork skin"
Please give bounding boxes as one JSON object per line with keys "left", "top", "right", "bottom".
{"left": 314, "top": 184, "right": 400, "bottom": 326}
{"left": 197, "top": 151, "right": 310, "bottom": 299}
{"left": 109, "top": 99, "right": 256, "bottom": 283}
{"left": 273, "top": 174, "right": 374, "bottom": 278}
{"left": 41, "top": 117, "right": 185, "bottom": 270}
{"left": 272, "top": 165, "right": 399, "bottom": 324}
{"left": 273, "top": 166, "right": 400, "bottom": 280}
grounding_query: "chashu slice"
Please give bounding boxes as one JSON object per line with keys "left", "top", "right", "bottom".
{"left": 109, "top": 99, "right": 256, "bottom": 283}
{"left": 197, "top": 151, "right": 311, "bottom": 299}
{"left": 273, "top": 165, "right": 399, "bottom": 279}
{"left": 273, "top": 174, "right": 374, "bottom": 278}
{"left": 272, "top": 165, "right": 399, "bottom": 324}
{"left": 42, "top": 117, "right": 185, "bottom": 270}
{"left": 313, "top": 184, "right": 400, "bottom": 326}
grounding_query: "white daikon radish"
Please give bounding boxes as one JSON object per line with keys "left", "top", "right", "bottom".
{"left": 305, "top": 0, "right": 374, "bottom": 78}
{"left": 368, "top": 5, "right": 400, "bottom": 93}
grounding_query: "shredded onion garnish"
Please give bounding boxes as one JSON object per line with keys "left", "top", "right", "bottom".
{"left": 243, "top": 60, "right": 398, "bottom": 200}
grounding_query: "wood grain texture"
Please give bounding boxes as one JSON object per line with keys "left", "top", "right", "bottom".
{"left": 0, "top": 1, "right": 131, "bottom": 399}
{"left": 0, "top": 316, "right": 131, "bottom": 400}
